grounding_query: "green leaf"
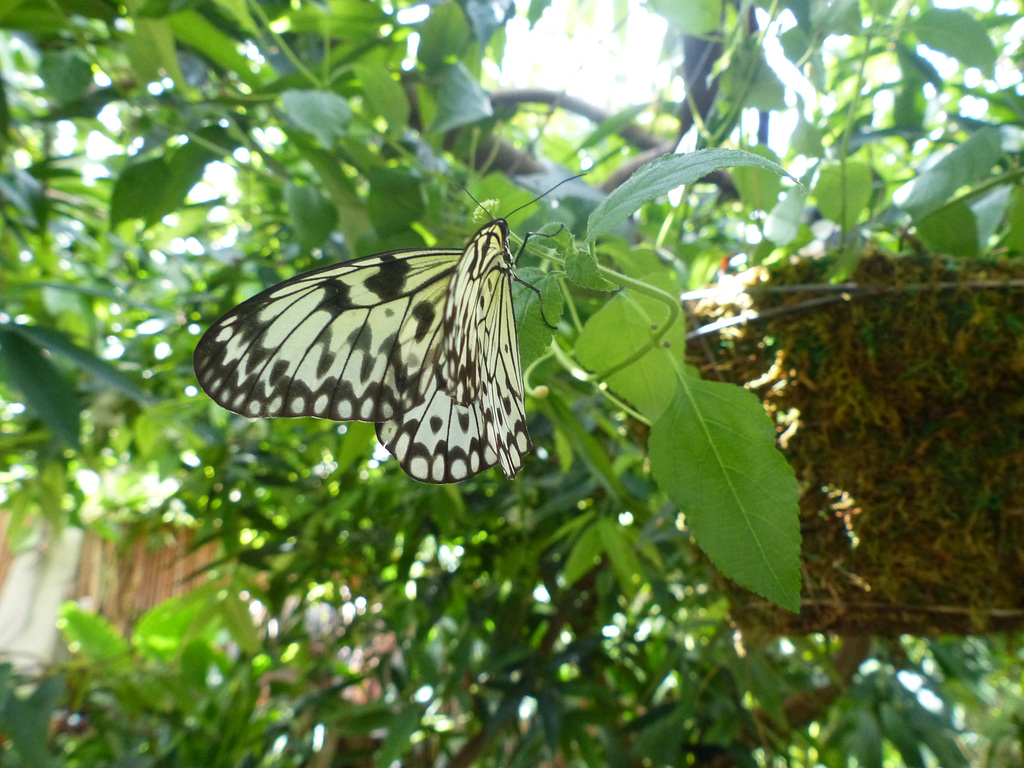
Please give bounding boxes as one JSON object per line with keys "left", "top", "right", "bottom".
{"left": 575, "top": 288, "right": 686, "bottom": 420}
{"left": 0, "top": 326, "right": 80, "bottom": 445}
{"left": 811, "top": 0, "right": 861, "bottom": 34}
{"left": 134, "top": 582, "right": 225, "bottom": 660}
{"left": 0, "top": 673, "right": 63, "bottom": 768}
{"left": 39, "top": 48, "right": 93, "bottom": 107}
{"left": 596, "top": 517, "right": 642, "bottom": 601}
{"left": 110, "top": 157, "right": 171, "bottom": 227}
{"left": 565, "top": 239, "right": 618, "bottom": 291}
{"left": 562, "top": 521, "right": 602, "bottom": 584}
{"left": 126, "top": 16, "right": 185, "bottom": 87}
{"left": 210, "top": 0, "right": 259, "bottom": 36}
{"left": 59, "top": 603, "right": 130, "bottom": 661}
{"left": 418, "top": 2, "right": 471, "bottom": 70}
{"left": 3, "top": 323, "right": 151, "bottom": 404}
{"left": 513, "top": 267, "right": 561, "bottom": 366}
{"left": 285, "top": 183, "right": 338, "bottom": 251}
{"left": 914, "top": 200, "right": 978, "bottom": 256}
{"left": 1004, "top": 187, "right": 1024, "bottom": 252}
{"left": 427, "top": 62, "right": 493, "bottom": 133}
{"left": 909, "top": 9, "right": 996, "bottom": 78}
{"left": 366, "top": 167, "right": 425, "bottom": 234}
{"left": 587, "top": 149, "right": 794, "bottom": 242}
{"left": 814, "top": 161, "right": 873, "bottom": 230}
{"left": 896, "top": 127, "right": 1001, "bottom": 220}
{"left": 765, "top": 188, "right": 806, "bottom": 246}
{"left": 969, "top": 183, "right": 1013, "bottom": 251}
{"left": 879, "top": 703, "right": 926, "bottom": 767}
{"left": 282, "top": 89, "right": 353, "bottom": 146}
{"left": 732, "top": 147, "right": 784, "bottom": 211}
{"left": 648, "top": 374, "right": 801, "bottom": 611}
{"left": 631, "top": 706, "right": 689, "bottom": 763}
{"left": 355, "top": 63, "right": 410, "bottom": 131}
{"left": 648, "top": 0, "right": 721, "bottom": 34}
{"left": 463, "top": 0, "right": 513, "bottom": 45}
{"left": 111, "top": 135, "right": 222, "bottom": 227}
{"left": 134, "top": 398, "right": 205, "bottom": 459}
{"left": 170, "top": 9, "right": 260, "bottom": 87}
{"left": 0, "top": 0, "right": 114, "bottom": 33}
{"left": 220, "top": 589, "right": 262, "bottom": 656}
{"left": 376, "top": 707, "right": 424, "bottom": 766}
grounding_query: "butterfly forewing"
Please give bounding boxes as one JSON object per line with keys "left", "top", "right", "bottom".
{"left": 194, "top": 219, "right": 534, "bottom": 483}
{"left": 194, "top": 250, "right": 460, "bottom": 423}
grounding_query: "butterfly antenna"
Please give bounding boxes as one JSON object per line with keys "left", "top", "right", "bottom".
{"left": 504, "top": 172, "right": 588, "bottom": 222}
{"left": 457, "top": 184, "right": 495, "bottom": 221}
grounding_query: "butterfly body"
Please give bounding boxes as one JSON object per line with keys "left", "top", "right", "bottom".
{"left": 194, "top": 219, "right": 531, "bottom": 483}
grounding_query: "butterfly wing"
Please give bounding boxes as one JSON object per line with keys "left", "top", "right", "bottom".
{"left": 442, "top": 219, "right": 512, "bottom": 405}
{"left": 478, "top": 268, "right": 532, "bottom": 478}
{"left": 193, "top": 249, "right": 462, "bottom": 423}
{"left": 375, "top": 369, "right": 500, "bottom": 483}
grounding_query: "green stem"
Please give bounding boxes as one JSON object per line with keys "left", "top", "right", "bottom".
{"left": 249, "top": 2, "right": 321, "bottom": 87}
{"left": 591, "top": 258, "right": 681, "bottom": 380}
{"left": 530, "top": 240, "right": 683, "bottom": 382}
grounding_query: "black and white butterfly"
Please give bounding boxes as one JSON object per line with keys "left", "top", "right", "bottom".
{"left": 193, "top": 217, "right": 535, "bottom": 483}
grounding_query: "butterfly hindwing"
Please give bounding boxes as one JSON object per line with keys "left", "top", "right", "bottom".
{"left": 479, "top": 268, "right": 532, "bottom": 477}
{"left": 375, "top": 369, "right": 500, "bottom": 483}
{"left": 442, "top": 220, "right": 512, "bottom": 405}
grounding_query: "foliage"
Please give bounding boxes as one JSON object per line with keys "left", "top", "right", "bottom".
{"left": 1, "top": 0, "right": 1023, "bottom": 766}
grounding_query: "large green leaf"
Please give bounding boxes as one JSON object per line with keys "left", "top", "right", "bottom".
{"left": 59, "top": 604, "right": 130, "bottom": 662}
{"left": 814, "top": 161, "right": 873, "bottom": 230}
{"left": 896, "top": 127, "right": 1001, "bottom": 220}
{"left": 648, "top": 373, "right": 801, "bottom": 611}
{"left": 587, "top": 149, "right": 794, "bottom": 241}
{"left": 575, "top": 283, "right": 686, "bottom": 420}
{"left": 418, "top": 2, "right": 471, "bottom": 70}
{"left": 563, "top": 231, "right": 618, "bottom": 291}
{"left": 282, "top": 89, "right": 354, "bottom": 147}
{"left": 355, "top": 63, "right": 411, "bottom": 132}
{"left": 111, "top": 133, "right": 225, "bottom": 226}
{"left": 427, "top": 62, "right": 493, "bottom": 133}
{"left": 908, "top": 9, "right": 996, "bottom": 78}
{"left": 3, "top": 323, "right": 150, "bottom": 403}
{"left": 285, "top": 182, "right": 338, "bottom": 251}
{"left": 170, "top": 8, "right": 261, "bottom": 87}
{"left": 0, "top": 326, "right": 81, "bottom": 445}
{"left": 39, "top": 48, "right": 93, "bottom": 106}
{"left": 0, "top": 669, "right": 63, "bottom": 768}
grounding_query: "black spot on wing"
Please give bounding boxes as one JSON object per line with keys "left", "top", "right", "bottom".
{"left": 364, "top": 259, "right": 410, "bottom": 301}
{"left": 411, "top": 301, "right": 436, "bottom": 341}
{"left": 315, "top": 324, "right": 338, "bottom": 378}
{"left": 319, "top": 280, "right": 350, "bottom": 311}
{"left": 347, "top": 324, "right": 373, "bottom": 353}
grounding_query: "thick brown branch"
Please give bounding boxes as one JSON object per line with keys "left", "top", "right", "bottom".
{"left": 490, "top": 88, "right": 666, "bottom": 150}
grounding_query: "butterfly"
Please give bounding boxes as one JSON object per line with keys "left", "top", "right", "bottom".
{"left": 193, "top": 217, "right": 535, "bottom": 483}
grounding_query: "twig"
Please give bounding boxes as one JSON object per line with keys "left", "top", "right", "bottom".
{"left": 686, "top": 279, "right": 1024, "bottom": 340}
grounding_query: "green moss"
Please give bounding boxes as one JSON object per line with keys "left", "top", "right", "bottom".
{"left": 694, "top": 253, "right": 1024, "bottom": 635}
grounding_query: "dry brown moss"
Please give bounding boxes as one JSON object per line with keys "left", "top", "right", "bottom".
{"left": 690, "top": 252, "right": 1024, "bottom": 635}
